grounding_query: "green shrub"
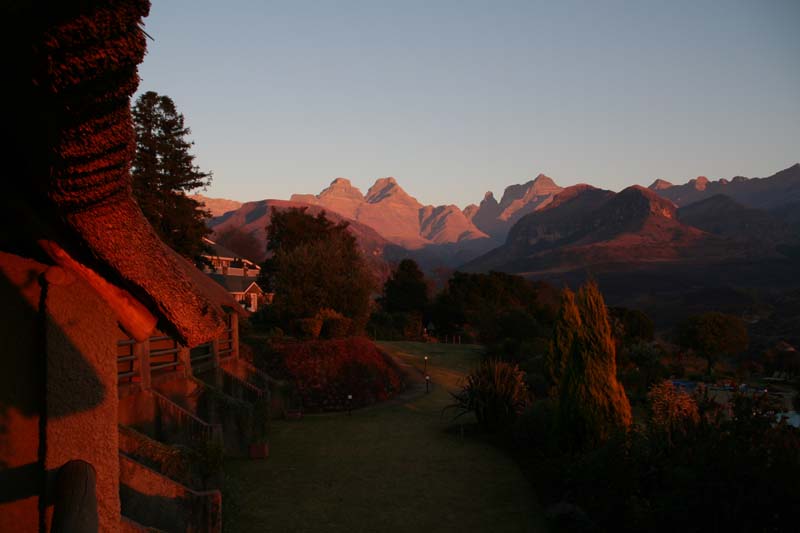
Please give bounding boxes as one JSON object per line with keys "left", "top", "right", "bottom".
{"left": 315, "top": 308, "right": 353, "bottom": 339}
{"left": 447, "top": 359, "right": 530, "bottom": 432}
{"left": 274, "top": 337, "right": 405, "bottom": 410}
{"left": 293, "top": 318, "right": 323, "bottom": 339}
{"left": 322, "top": 317, "right": 352, "bottom": 339}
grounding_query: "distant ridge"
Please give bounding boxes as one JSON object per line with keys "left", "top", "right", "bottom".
{"left": 291, "top": 176, "right": 488, "bottom": 249}
{"left": 464, "top": 184, "right": 726, "bottom": 275}
{"left": 649, "top": 164, "right": 800, "bottom": 209}
{"left": 471, "top": 174, "right": 564, "bottom": 240}
{"left": 191, "top": 194, "right": 242, "bottom": 217}
{"left": 200, "top": 164, "right": 799, "bottom": 274}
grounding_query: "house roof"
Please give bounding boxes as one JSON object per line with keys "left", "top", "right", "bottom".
{"left": 19, "top": 0, "right": 244, "bottom": 347}
{"left": 202, "top": 237, "right": 260, "bottom": 269}
{"left": 208, "top": 274, "right": 264, "bottom": 294}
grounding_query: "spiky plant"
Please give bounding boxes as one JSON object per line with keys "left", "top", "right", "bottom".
{"left": 647, "top": 380, "right": 699, "bottom": 447}
{"left": 447, "top": 359, "right": 530, "bottom": 432}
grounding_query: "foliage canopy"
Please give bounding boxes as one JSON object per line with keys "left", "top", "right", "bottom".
{"left": 550, "top": 281, "right": 632, "bottom": 450}
{"left": 131, "top": 91, "right": 212, "bottom": 258}
{"left": 264, "top": 207, "right": 375, "bottom": 333}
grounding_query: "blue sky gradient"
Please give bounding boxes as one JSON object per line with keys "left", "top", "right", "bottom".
{"left": 137, "top": 0, "right": 800, "bottom": 207}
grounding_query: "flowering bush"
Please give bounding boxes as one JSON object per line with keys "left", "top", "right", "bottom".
{"left": 274, "top": 337, "right": 404, "bottom": 410}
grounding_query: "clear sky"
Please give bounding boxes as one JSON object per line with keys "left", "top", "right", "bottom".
{"left": 136, "top": 0, "right": 800, "bottom": 208}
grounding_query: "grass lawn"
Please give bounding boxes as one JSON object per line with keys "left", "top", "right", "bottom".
{"left": 224, "top": 341, "right": 549, "bottom": 532}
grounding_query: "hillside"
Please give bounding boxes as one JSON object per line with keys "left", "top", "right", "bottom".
{"left": 470, "top": 174, "right": 563, "bottom": 240}
{"left": 463, "top": 185, "right": 726, "bottom": 274}
{"left": 291, "top": 177, "right": 488, "bottom": 249}
{"left": 191, "top": 194, "right": 243, "bottom": 217}
{"left": 650, "top": 163, "right": 800, "bottom": 209}
{"left": 208, "top": 199, "right": 392, "bottom": 278}
{"left": 677, "top": 194, "right": 797, "bottom": 249}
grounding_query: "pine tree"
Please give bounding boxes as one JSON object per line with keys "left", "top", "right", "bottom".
{"left": 131, "top": 91, "right": 212, "bottom": 258}
{"left": 553, "top": 281, "right": 632, "bottom": 450}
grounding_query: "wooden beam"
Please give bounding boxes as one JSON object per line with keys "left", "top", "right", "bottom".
{"left": 134, "top": 338, "right": 151, "bottom": 389}
{"left": 230, "top": 313, "right": 240, "bottom": 360}
{"left": 50, "top": 460, "right": 98, "bottom": 533}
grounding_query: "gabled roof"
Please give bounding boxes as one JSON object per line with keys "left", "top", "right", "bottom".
{"left": 202, "top": 237, "right": 260, "bottom": 269}
{"left": 208, "top": 274, "right": 264, "bottom": 294}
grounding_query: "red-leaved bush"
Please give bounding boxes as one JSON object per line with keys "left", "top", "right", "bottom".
{"left": 274, "top": 337, "right": 405, "bottom": 410}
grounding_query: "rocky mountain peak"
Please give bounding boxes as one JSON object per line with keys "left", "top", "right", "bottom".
{"left": 618, "top": 185, "right": 677, "bottom": 219}
{"left": 365, "top": 177, "right": 421, "bottom": 207}
{"left": 530, "top": 174, "right": 559, "bottom": 191}
{"left": 480, "top": 191, "right": 498, "bottom": 206}
{"left": 318, "top": 177, "right": 364, "bottom": 200}
{"left": 691, "top": 176, "right": 710, "bottom": 190}
{"left": 648, "top": 178, "right": 673, "bottom": 190}
{"left": 462, "top": 204, "right": 479, "bottom": 221}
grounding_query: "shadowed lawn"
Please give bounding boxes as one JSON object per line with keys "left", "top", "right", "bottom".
{"left": 224, "top": 341, "right": 548, "bottom": 532}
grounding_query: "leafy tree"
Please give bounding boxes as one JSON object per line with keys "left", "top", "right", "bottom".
{"left": 265, "top": 207, "right": 345, "bottom": 255}
{"left": 431, "top": 271, "right": 559, "bottom": 342}
{"left": 382, "top": 259, "right": 428, "bottom": 314}
{"left": 552, "top": 281, "right": 632, "bottom": 450}
{"left": 610, "top": 307, "right": 654, "bottom": 344}
{"left": 676, "top": 312, "right": 748, "bottom": 376}
{"left": 265, "top": 208, "right": 375, "bottom": 332}
{"left": 214, "top": 227, "right": 264, "bottom": 263}
{"left": 132, "top": 91, "right": 212, "bottom": 258}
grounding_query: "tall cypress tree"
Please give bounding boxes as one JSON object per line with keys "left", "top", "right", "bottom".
{"left": 553, "top": 281, "right": 632, "bottom": 450}
{"left": 549, "top": 288, "right": 581, "bottom": 387}
{"left": 131, "top": 91, "right": 212, "bottom": 258}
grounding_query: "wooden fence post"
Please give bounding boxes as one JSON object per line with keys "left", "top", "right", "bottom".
{"left": 135, "top": 338, "right": 151, "bottom": 389}
{"left": 230, "top": 312, "right": 239, "bottom": 360}
{"left": 211, "top": 338, "right": 220, "bottom": 369}
{"left": 179, "top": 345, "right": 192, "bottom": 378}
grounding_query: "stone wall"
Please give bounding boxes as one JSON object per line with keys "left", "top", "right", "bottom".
{"left": 0, "top": 251, "right": 121, "bottom": 531}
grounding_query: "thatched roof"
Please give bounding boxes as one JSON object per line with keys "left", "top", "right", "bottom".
{"left": 10, "top": 0, "right": 243, "bottom": 346}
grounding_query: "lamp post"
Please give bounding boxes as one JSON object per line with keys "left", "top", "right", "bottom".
{"left": 347, "top": 394, "right": 352, "bottom": 416}
{"left": 425, "top": 375, "right": 431, "bottom": 394}
{"left": 424, "top": 355, "right": 428, "bottom": 374}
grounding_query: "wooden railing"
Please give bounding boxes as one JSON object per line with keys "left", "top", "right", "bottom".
{"left": 118, "top": 312, "right": 239, "bottom": 386}
{"left": 152, "top": 391, "right": 222, "bottom": 444}
{"left": 190, "top": 342, "right": 215, "bottom": 367}
{"left": 117, "top": 338, "right": 138, "bottom": 384}
{"left": 149, "top": 335, "right": 182, "bottom": 374}
{"left": 218, "top": 314, "right": 236, "bottom": 360}
{"left": 218, "top": 368, "right": 264, "bottom": 403}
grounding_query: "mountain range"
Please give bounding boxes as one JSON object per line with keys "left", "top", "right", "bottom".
{"left": 194, "top": 163, "right": 800, "bottom": 281}
{"left": 207, "top": 199, "right": 392, "bottom": 278}
{"left": 289, "top": 177, "right": 487, "bottom": 249}
{"left": 191, "top": 194, "right": 242, "bottom": 217}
